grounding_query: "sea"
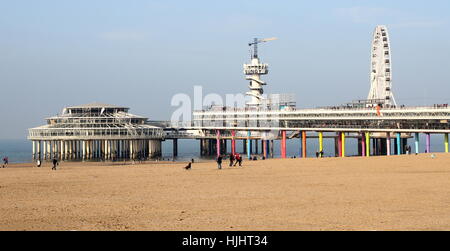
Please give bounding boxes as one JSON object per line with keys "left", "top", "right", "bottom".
{"left": 0, "top": 134, "right": 446, "bottom": 164}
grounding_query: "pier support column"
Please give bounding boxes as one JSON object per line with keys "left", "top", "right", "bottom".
{"left": 365, "top": 132, "right": 370, "bottom": 157}
{"left": 32, "top": 141, "right": 36, "bottom": 160}
{"left": 173, "top": 139, "right": 178, "bottom": 158}
{"left": 243, "top": 139, "right": 247, "bottom": 154}
{"left": 36, "top": 141, "right": 41, "bottom": 161}
{"left": 87, "top": 140, "right": 91, "bottom": 160}
{"left": 82, "top": 141, "right": 86, "bottom": 160}
{"left": 270, "top": 140, "right": 274, "bottom": 158}
{"left": 263, "top": 140, "right": 267, "bottom": 159}
{"left": 92, "top": 140, "right": 95, "bottom": 159}
{"left": 247, "top": 132, "right": 251, "bottom": 160}
{"left": 72, "top": 141, "right": 75, "bottom": 160}
{"left": 302, "top": 131, "right": 307, "bottom": 158}
{"left": 337, "top": 133, "right": 342, "bottom": 157}
{"left": 445, "top": 134, "right": 449, "bottom": 153}
{"left": 426, "top": 133, "right": 431, "bottom": 153}
{"left": 341, "top": 132, "right": 346, "bottom": 157}
{"left": 361, "top": 133, "right": 366, "bottom": 157}
{"left": 386, "top": 133, "right": 391, "bottom": 156}
{"left": 216, "top": 130, "right": 221, "bottom": 158}
{"left": 107, "top": 140, "right": 112, "bottom": 160}
{"left": 396, "top": 133, "right": 402, "bottom": 155}
{"left": 48, "top": 141, "right": 52, "bottom": 159}
{"left": 50, "top": 141, "right": 55, "bottom": 159}
{"left": 129, "top": 140, "right": 133, "bottom": 160}
{"left": 42, "top": 141, "right": 46, "bottom": 160}
{"left": 281, "top": 130, "right": 287, "bottom": 159}
{"left": 248, "top": 134, "right": 253, "bottom": 156}
{"left": 60, "top": 141, "right": 65, "bottom": 160}
{"left": 64, "top": 141, "right": 68, "bottom": 160}
{"left": 415, "top": 133, "right": 420, "bottom": 155}
{"left": 231, "top": 131, "right": 236, "bottom": 155}
{"left": 318, "top": 132, "right": 323, "bottom": 157}
{"left": 222, "top": 139, "right": 227, "bottom": 155}
{"left": 69, "top": 140, "right": 72, "bottom": 160}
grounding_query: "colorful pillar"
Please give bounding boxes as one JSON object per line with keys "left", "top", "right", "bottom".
{"left": 426, "top": 133, "right": 431, "bottom": 153}
{"left": 318, "top": 132, "right": 323, "bottom": 157}
{"left": 445, "top": 134, "right": 449, "bottom": 153}
{"left": 414, "top": 133, "right": 420, "bottom": 154}
{"left": 365, "top": 132, "right": 370, "bottom": 157}
{"left": 231, "top": 130, "right": 236, "bottom": 155}
{"left": 396, "top": 133, "right": 401, "bottom": 155}
{"left": 386, "top": 133, "right": 391, "bottom": 156}
{"left": 341, "top": 132, "right": 346, "bottom": 157}
{"left": 302, "top": 131, "right": 307, "bottom": 158}
{"left": 361, "top": 133, "right": 366, "bottom": 157}
{"left": 247, "top": 131, "right": 251, "bottom": 160}
{"left": 337, "top": 133, "right": 342, "bottom": 157}
{"left": 281, "top": 130, "right": 287, "bottom": 159}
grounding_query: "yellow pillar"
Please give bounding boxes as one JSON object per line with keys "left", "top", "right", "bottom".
{"left": 319, "top": 132, "right": 323, "bottom": 153}
{"left": 365, "top": 132, "right": 370, "bottom": 157}
{"left": 445, "top": 133, "right": 449, "bottom": 153}
{"left": 341, "top": 132, "right": 346, "bottom": 157}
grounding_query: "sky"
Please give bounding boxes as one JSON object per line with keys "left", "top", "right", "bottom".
{"left": 0, "top": 0, "right": 449, "bottom": 139}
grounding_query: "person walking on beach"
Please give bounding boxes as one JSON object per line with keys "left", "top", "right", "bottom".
{"left": 234, "top": 153, "right": 242, "bottom": 167}
{"left": 217, "top": 155, "right": 223, "bottom": 170}
{"left": 52, "top": 158, "right": 58, "bottom": 170}
{"left": 36, "top": 158, "right": 41, "bottom": 168}
{"left": 229, "top": 153, "right": 235, "bottom": 167}
{"left": 2, "top": 157, "right": 8, "bottom": 168}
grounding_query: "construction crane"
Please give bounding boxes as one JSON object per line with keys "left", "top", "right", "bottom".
{"left": 248, "top": 37, "right": 278, "bottom": 59}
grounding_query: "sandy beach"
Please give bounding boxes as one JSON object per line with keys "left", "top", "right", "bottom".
{"left": 1, "top": 154, "right": 450, "bottom": 231}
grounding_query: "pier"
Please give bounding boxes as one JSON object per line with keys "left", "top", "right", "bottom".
{"left": 28, "top": 26, "right": 450, "bottom": 162}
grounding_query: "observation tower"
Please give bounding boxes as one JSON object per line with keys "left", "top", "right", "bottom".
{"left": 244, "top": 37, "right": 277, "bottom": 107}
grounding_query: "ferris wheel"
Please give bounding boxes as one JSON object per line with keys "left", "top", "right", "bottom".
{"left": 367, "top": 25, "right": 397, "bottom": 107}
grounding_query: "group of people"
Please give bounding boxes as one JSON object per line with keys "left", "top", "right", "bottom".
{"left": 34, "top": 158, "right": 59, "bottom": 170}
{"left": 2, "top": 157, "right": 8, "bottom": 168}
{"left": 216, "top": 153, "right": 243, "bottom": 170}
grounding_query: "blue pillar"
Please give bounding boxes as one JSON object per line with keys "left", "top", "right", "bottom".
{"left": 396, "top": 133, "right": 401, "bottom": 155}
{"left": 414, "top": 133, "right": 420, "bottom": 154}
{"left": 247, "top": 131, "right": 251, "bottom": 160}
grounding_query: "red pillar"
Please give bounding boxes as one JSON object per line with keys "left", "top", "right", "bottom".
{"left": 361, "top": 133, "right": 366, "bottom": 157}
{"left": 281, "top": 131, "right": 287, "bottom": 158}
{"left": 337, "top": 132, "right": 342, "bottom": 157}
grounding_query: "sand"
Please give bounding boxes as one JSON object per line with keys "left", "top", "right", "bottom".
{"left": 1, "top": 154, "right": 450, "bottom": 231}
